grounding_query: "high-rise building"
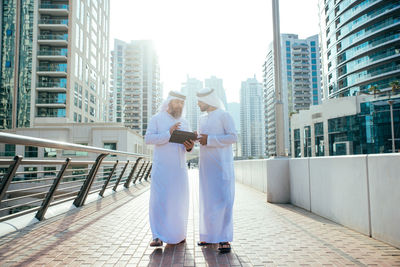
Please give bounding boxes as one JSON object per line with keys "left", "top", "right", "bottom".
{"left": 263, "top": 34, "right": 321, "bottom": 157}
{"left": 205, "top": 76, "right": 227, "bottom": 109}
{"left": 240, "top": 76, "right": 265, "bottom": 158}
{"left": 109, "top": 40, "right": 162, "bottom": 136}
{"left": 290, "top": 0, "right": 400, "bottom": 158}
{"left": 0, "top": 0, "right": 110, "bottom": 129}
{"left": 319, "top": 0, "right": 400, "bottom": 99}
{"left": 109, "top": 39, "right": 125, "bottom": 123}
{"left": 181, "top": 76, "right": 203, "bottom": 131}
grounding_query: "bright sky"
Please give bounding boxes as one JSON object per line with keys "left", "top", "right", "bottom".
{"left": 110, "top": 0, "right": 320, "bottom": 103}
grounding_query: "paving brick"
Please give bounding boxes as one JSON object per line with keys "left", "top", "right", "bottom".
{"left": 0, "top": 171, "right": 399, "bottom": 266}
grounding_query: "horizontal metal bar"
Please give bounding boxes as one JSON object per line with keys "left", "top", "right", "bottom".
{"left": 0, "top": 207, "right": 40, "bottom": 222}
{"left": 0, "top": 160, "right": 14, "bottom": 165}
{"left": 53, "top": 190, "right": 78, "bottom": 200}
{"left": 61, "top": 173, "right": 89, "bottom": 179}
{"left": 49, "top": 195, "right": 76, "bottom": 206}
{"left": 1, "top": 191, "right": 47, "bottom": 203}
{"left": 57, "top": 184, "right": 83, "bottom": 191}
{"left": 15, "top": 169, "right": 61, "bottom": 175}
{"left": 59, "top": 179, "right": 84, "bottom": 186}
{"left": 7, "top": 184, "right": 53, "bottom": 194}
{"left": 11, "top": 176, "right": 56, "bottom": 184}
{"left": 0, "top": 198, "right": 43, "bottom": 212}
{"left": 0, "top": 132, "right": 144, "bottom": 157}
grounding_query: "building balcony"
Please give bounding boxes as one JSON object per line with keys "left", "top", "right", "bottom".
{"left": 37, "top": 64, "right": 67, "bottom": 77}
{"left": 36, "top": 79, "right": 67, "bottom": 90}
{"left": 37, "top": 49, "right": 68, "bottom": 61}
{"left": 36, "top": 102, "right": 66, "bottom": 108}
{"left": 37, "top": 34, "right": 68, "bottom": 45}
{"left": 39, "top": 4, "right": 69, "bottom": 16}
{"left": 38, "top": 19, "right": 68, "bottom": 31}
{"left": 36, "top": 97, "right": 66, "bottom": 105}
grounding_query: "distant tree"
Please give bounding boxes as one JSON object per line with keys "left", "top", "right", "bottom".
{"left": 390, "top": 81, "right": 399, "bottom": 94}
{"left": 368, "top": 85, "right": 379, "bottom": 98}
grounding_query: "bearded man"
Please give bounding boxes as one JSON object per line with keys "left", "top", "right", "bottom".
{"left": 196, "top": 88, "right": 237, "bottom": 253}
{"left": 145, "top": 91, "right": 194, "bottom": 247}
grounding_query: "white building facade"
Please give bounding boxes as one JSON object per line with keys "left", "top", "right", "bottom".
{"left": 240, "top": 76, "right": 265, "bottom": 158}
{"left": 204, "top": 76, "right": 227, "bottom": 109}
{"left": 109, "top": 40, "right": 162, "bottom": 136}
{"left": 263, "top": 34, "right": 322, "bottom": 157}
{"left": 181, "top": 76, "right": 203, "bottom": 131}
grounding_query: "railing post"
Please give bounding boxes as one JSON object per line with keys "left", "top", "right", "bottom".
{"left": 0, "top": 156, "right": 23, "bottom": 203}
{"left": 133, "top": 161, "right": 146, "bottom": 184}
{"left": 73, "top": 153, "right": 108, "bottom": 207}
{"left": 124, "top": 157, "right": 142, "bottom": 188}
{"left": 35, "top": 158, "right": 71, "bottom": 221}
{"left": 99, "top": 160, "right": 118, "bottom": 197}
{"left": 144, "top": 164, "right": 152, "bottom": 181}
{"left": 112, "top": 160, "right": 129, "bottom": 191}
{"left": 138, "top": 162, "right": 150, "bottom": 183}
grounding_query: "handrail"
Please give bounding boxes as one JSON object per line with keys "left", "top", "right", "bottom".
{"left": 0, "top": 132, "right": 152, "bottom": 224}
{"left": 0, "top": 132, "right": 143, "bottom": 157}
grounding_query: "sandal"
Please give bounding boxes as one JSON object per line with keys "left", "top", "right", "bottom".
{"left": 150, "top": 238, "right": 163, "bottom": 247}
{"left": 197, "top": 241, "right": 211, "bottom": 246}
{"left": 218, "top": 242, "right": 231, "bottom": 253}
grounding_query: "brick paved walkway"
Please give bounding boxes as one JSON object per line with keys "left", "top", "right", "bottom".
{"left": 0, "top": 169, "right": 399, "bottom": 266}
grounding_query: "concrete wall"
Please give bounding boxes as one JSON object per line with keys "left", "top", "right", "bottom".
{"left": 234, "top": 153, "right": 400, "bottom": 249}
{"left": 367, "top": 154, "right": 400, "bottom": 249}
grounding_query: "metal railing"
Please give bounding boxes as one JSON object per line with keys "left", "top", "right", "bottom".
{"left": 0, "top": 132, "right": 152, "bottom": 222}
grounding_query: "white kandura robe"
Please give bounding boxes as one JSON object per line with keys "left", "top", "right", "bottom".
{"left": 198, "top": 109, "right": 238, "bottom": 243}
{"left": 145, "top": 111, "right": 190, "bottom": 244}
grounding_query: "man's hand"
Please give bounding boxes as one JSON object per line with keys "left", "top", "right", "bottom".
{"left": 169, "top": 122, "right": 181, "bottom": 134}
{"left": 198, "top": 134, "right": 208, "bottom": 146}
{"left": 183, "top": 140, "right": 194, "bottom": 151}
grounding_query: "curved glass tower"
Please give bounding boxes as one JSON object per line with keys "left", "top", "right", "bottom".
{"left": 319, "top": 0, "right": 400, "bottom": 99}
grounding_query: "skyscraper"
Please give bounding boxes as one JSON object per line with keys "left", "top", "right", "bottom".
{"left": 0, "top": 0, "right": 110, "bottom": 129}
{"left": 240, "top": 76, "right": 265, "bottom": 158}
{"left": 109, "top": 39, "right": 125, "bottom": 123}
{"left": 319, "top": 0, "right": 400, "bottom": 99}
{"left": 263, "top": 34, "right": 321, "bottom": 157}
{"left": 109, "top": 40, "right": 162, "bottom": 135}
{"left": 205, "top": 76, "right": 227, "bottom": 109}
{"left": 290, "top": 1, "right": 400, "bottom": 157}
{"left": 181, "top": 76, "right": 203, "bottom": 131}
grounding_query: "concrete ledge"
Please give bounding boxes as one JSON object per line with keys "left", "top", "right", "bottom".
{"left": 368, "top": 153, "right": 400, "bottom": 248}
{"left": 289, "top": 158, "right": 310, "bottom": 211}
{"left": 266, "top": 158, "right": 290, "bottom": 203}
{"left": 309, "top": 155, "right": 370, "bottom": 236}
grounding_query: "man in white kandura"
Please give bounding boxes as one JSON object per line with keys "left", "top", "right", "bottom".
{"left": 145, "top": 91, "right": 194, "bottom": 247}
{"left": 196, "top": 88, "right": 238, "bottom": 253}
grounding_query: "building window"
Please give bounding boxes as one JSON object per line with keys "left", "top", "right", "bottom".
{"left": 104, "top": 142, "right": 117, "bottom": 157}
{"left": 44, "top": 148, "right": 57, "bottom": 158}
{"left": 314, "top": 122, "right": 324, "bottom": 157}
{"left": 24, "top": 167, "right": 37, "bottom": 179}
{"left": 25, "top": 146, "right": 38, "bottom": 157}
{"left": 294, "top": 129, "right": 301, "bottom": 158}
{"left": 44, "top": 167, "right": 57, "bottom": 177}
{"left": 303, "top": 126, "right": 311, "bottom": 157}
{"left": 2, "top": 144, "right": 15, "bottom": 157}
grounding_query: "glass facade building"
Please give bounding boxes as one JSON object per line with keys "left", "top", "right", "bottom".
{"left": 0, "top": 0, "right": 34, "bottom": 129}
{"left": 0, "top": 0, "right": 111, "bottom": 129}
{"left": 319, "top": 0, "right": 400, "bottom": 99}
{"left": 110, "top": 40, "right": 162, "bottom": 136}
{"left": 291, "top": 96, "right": 400, "bottom": 157}
{"left": 263, "top": 34, "right": 322, "bottom": 157}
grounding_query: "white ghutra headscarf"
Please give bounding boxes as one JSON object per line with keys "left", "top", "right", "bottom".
{"left": 196, "top": 88, "right": 225, "bottom": 110}
{"left": 160, "top": 91, "right": 187, "bottom": 115}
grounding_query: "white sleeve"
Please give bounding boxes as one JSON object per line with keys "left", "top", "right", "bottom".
{"left": 145, "top": 116, "right": 171, "bottom": 145}
{"left": 207, "top": 113, "right": 238, "bottom": 147}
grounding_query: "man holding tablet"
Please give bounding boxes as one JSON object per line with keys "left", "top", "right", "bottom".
{"left": 145, "top": 90, "right": 194, "bottom": 247}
